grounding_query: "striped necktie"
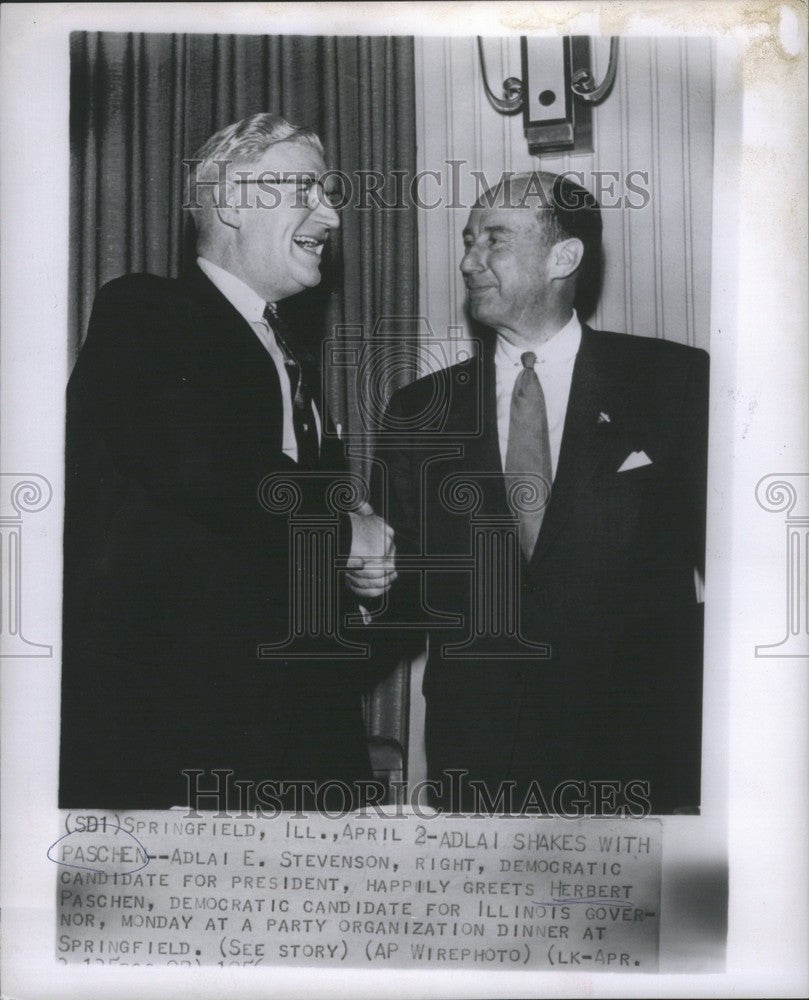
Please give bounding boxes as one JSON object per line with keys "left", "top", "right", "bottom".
{"left": 263, "top": 304, "right": 319, "bottom": 467}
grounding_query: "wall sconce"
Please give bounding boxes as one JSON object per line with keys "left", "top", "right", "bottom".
{"left": 478, "top": 36, "right": 619, "bottom": 155}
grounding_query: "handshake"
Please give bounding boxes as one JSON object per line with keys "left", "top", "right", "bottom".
{"left": 345, "top": 503, "right": 397, "bottom": 599}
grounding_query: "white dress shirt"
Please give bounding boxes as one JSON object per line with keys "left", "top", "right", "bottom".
{"left": 197, "top": 256, "right": 321, "bottom": 462}
{"left": 494, "top": 311, "right": 582, "bottom": 476}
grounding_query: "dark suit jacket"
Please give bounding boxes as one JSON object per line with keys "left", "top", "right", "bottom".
{"left": 59, "top": 266, "right": 374, "bottom": 808}
{"left": 379, "top": 326, "right": 708, "bottom": 814}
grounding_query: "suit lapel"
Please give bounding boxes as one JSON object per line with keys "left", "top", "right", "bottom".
{"left": 528, "top": 326, "right": 623, "bottom": 569}
{"left": 180, "top": 266, "right": 280, "bottom": 372}
{"left": 464, "top": 345, "right": 510, "bottom": 516}
{"left": 179, "top": 265, "right": 285, "bottom": 450}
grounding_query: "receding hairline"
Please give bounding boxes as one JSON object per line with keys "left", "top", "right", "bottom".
{"left": 190, "top": 113, "right": 324, "bottom": 187}
{"left": 466, "top": 177, "right": 561, "bottom": 246}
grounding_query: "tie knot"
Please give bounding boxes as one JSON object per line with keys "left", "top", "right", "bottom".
{"left": 521, "top": 351, "right": 537, "bottom": 370}
{"left": 263, "top": 303, "right": 278, "bottom": 326}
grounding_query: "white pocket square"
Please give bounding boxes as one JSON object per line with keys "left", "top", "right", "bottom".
{"left": 617, "top": 450, "right": 653, "bottom": 472}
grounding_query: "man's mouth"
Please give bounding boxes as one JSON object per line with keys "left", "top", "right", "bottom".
{"left": 292, "top": 234, "right": 326, "bottom": 257}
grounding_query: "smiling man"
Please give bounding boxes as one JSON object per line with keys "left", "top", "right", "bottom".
{"left": 381, "top": 171, "right": 708, "bottom": 814}
{"left": 60, "top": 113, "right": 395, "bottom": 810}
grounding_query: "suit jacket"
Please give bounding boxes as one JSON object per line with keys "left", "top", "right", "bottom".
{"left": 59, "top": 266, "right": 374, "bottom": 809}
{"left": 379, "top": 326, "right": 708, "bottom": 813}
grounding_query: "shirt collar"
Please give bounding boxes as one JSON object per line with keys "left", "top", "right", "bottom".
{"left": 495, "top": 310, "right": 582, "bottom": 369}
{"left": 197, "top": 257, "right": 269, "bottom": 325}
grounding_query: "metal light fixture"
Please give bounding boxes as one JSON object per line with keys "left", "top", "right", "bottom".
{"left": 478, "top": 36, "right": 619, "bottom": 155}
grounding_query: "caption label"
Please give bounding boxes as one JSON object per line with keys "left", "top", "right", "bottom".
{"left": 54, "top": 813, "right": 661, "bottom": 971}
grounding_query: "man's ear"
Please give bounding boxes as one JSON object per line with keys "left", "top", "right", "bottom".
{"left": 548, "top": 238, "right": 584, "bottom": 279}
{"left": 214, "top": 182, "right": 241, "bottom": 231}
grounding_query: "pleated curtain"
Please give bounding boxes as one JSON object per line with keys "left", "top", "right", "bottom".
{"left": 69, "top": 31, "right": 417, "bottom": 774}
{"left": 70, "top": 31, "right": 417, "bottom": 452}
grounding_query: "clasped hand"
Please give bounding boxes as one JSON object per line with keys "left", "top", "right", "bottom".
{"left": 346, "top": 503, "right": 397, "bottom": 598}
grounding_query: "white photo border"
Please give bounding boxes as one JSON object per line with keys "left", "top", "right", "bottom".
{"left": 1, "top": 2, "right": 807, "bottom": 998}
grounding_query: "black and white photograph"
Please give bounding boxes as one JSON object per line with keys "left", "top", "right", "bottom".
{"left": 1, "top": 3, "right": 807, "bottom": 998}
{"left": 59, "top": 27, "right": 712, "bottom": 818}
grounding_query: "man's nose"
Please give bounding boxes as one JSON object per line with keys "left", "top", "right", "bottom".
{"left": 310, "top": 190, "right": 341, "bottom": 229}
{"left": 460, "top": 245, "right": 483, "bottom": 274}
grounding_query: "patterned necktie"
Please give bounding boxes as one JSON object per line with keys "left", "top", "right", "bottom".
{"left": 504, "top": 350, "right": 553, "bottom": 561}
{"left": 263, "top": 304, "right": 319, "bottom": 467}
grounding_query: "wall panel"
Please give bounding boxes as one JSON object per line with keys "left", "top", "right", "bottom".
{"left": 408, "top": 33, "right": 715, "bottom": 787}
{"left": 414, "top": 35, "right": 714, "bottom": 352}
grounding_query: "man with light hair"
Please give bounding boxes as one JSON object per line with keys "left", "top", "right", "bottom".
{"left": 381, "top": 170, "right": 708, "bottom": 814}
{"left": 60, "top": 113, "right": 394, "bottom": 810}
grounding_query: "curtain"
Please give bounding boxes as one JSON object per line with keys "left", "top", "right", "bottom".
{"left": 69, "top": 30, "right": 417, "bottom": 775}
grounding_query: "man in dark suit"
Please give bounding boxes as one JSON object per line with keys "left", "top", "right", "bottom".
{"left": 379, "top": 172, "right": 707, "bottom": 815}
{"left": 60, "top": 113, "right": 395, "bottom": 810}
